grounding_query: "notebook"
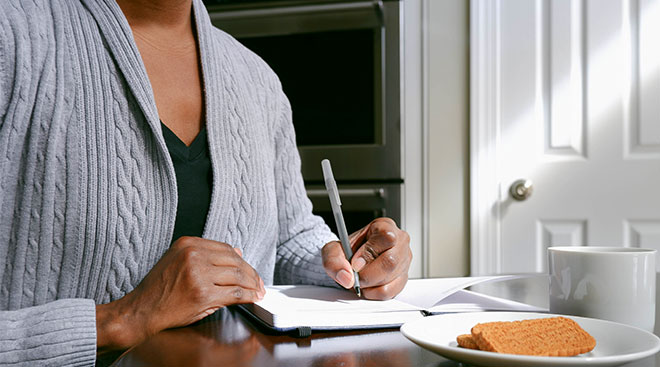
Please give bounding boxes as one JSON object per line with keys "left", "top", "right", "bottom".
{"left": 238, "top": 276, "right": 547, "bottom": 334}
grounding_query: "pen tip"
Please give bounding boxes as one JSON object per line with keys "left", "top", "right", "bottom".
{"left": 356, "top": 287, "right": 362, "bottom": 298}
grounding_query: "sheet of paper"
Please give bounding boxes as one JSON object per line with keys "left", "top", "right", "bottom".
{"left": 256, "top": 285, "right": 421, "bottom": 315}
{"left": 429, "top": 289, "right": 548, "bottom": 313}
{"left": 394, "top": 275, "right": 519, "bottom": 309}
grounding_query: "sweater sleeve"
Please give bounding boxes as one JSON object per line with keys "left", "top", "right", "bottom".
{"left": 0, "top": 9, "right": 10, "bottom": 120}
{"left": 272, "top": 91, "right": 339, "bottom": 286}
{"left": 0, "top": 299, "right": 97, "bottom": 366}
{"left": 0, "top": 7, "right": 96, "bottom": 367}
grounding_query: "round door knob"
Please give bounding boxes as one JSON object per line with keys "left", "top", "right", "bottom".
{"left": 510, "top": 179, "right": 533, "bottom": 201}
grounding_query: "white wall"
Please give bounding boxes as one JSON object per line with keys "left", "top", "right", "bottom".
{"left": 403, "top": 0, "right": 470, "bottom": 278}
{"left": 426, "top": 0, "right": 470, "bottom": 277}
{"left": 402, "top": 0, "right": 425, "bottom": 278}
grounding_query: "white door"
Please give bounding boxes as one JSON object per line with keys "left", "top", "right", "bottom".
{"left": 470, "top": 0, "right": 660, "bottom": 275}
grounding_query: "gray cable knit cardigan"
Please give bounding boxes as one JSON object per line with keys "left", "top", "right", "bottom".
{"left": 0, "top": 0, "right": 338, "bottom": 365}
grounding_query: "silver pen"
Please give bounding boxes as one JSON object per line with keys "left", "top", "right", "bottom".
{"left": 321, "top": 159, "right": 362, "bottom": 298}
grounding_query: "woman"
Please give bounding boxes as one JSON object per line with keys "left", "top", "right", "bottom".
{"left": 0, "top": 0, "right": 412, "bottom": 364}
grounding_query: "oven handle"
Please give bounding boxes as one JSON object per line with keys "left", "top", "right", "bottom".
{"left": 209, "top": 1, "right": 383, "bottom": 21}
{"left": 306, "top": 188, "right": 385, "bottom": 198}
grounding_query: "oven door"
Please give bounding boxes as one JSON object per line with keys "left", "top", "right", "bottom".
{"left": 305, "top": 183, "right": 401, "bottom": 235}
{"left": 207, "top": 1, "right": 402, "bottom": 182}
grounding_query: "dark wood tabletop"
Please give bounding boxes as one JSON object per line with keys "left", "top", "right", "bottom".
{"left": 112, "top": 306, "right": 449, "bottom": 367}
{"left": 111, "top": 275, "right": 660, "bottom": 367}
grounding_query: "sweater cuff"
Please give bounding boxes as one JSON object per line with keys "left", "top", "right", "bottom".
{"left": 0, "top": 299, "right": 97, "bottom": 366}
{"left": 275, "top": 228, "right": 340, "bottom": 287}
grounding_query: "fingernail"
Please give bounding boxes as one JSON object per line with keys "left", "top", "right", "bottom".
{"left": 336, "top": 269, "right": 353, "bottom": 288}
{"left": 353, "top": 257, "right": 367, "bottom": 272}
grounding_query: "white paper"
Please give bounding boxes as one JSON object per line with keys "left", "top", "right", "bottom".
{"left": 393, "top": 275, "right": 519, "bottom": 308}
{"left": 248, "top": 276, "right": 545, "bottom": 330}
{"left": 256, "top": 285, "right": 420, "bottom": 314}
{"left": 429, "top": 289, "right": 547, "bottom": 313}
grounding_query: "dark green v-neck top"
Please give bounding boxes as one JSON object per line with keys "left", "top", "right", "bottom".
{"left": 161, "top": 122, "right": 213, "bottom": 242}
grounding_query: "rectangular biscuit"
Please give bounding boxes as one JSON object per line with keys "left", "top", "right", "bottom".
{"left": 456, "top": 334, "right": 480, "bottom": 350}
{"left": 470, "top": 316, "right": 596, "bottom": 356}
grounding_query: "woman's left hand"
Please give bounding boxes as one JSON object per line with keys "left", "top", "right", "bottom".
{"left": 322, "top": 217, "right": 412, "bottom": 300}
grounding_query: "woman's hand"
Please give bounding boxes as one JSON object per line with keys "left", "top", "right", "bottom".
{"left": 96, "top": 236, "right": 265, "bottom": 352}
{"left": 322, "top": 218, "right": 412, "bottom": 300}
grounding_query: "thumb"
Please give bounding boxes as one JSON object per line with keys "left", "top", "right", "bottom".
{"left": 321, "top": 241, "right": 354, "bottom": 289}
{"left": 233, "top": 247, "right": 243, "bottom": 257}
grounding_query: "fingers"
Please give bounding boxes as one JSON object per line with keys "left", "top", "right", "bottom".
{"left": 350, "top": 218, "right": 399, "bottom": 271}
{"left": 210, "top": 255, "right": 265, "bottom": 302}
{"left": 322, "top": 241, "right": 355, "bottom": 289}
{"left": 356, "top": 247, "right": 409, "bottom": 288}
{"left": 192, "top": 285, "right": 264, "bottom": 313}
{"left": 213, "top": 256, "right": 264, "bottom": 296}
{"left": 172, "top": 236, "right": 266, "bottom": 303}
{"left": 194, "top": 280, "right": 264, "bottom": 314}
{"left": 348, "top": 218, "right": 412, "bottom": 296}
{"left": 206, "top": 264, "right": 264, "bottom": 295}
{"left": 173, "top": 237, "right": 264, "bottom": 294}
{"left": 215, "top": 285, "right": 264, "bottom": 305}
{"left": 361, "top": 272, "right": 408, "bottom": 301}
{"left": 348, "top": 225, "right": 369, "bottom": 253}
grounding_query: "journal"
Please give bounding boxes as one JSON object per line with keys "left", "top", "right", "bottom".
{"left": 238, "top": 276, "right": 546, "bottom": 334}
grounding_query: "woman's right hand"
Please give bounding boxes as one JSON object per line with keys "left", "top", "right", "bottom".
{"left": 95, "top": 236, "right": 265, "bottom": 352}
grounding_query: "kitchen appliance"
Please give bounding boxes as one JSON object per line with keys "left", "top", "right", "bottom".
{"left": 205, "top": 0, "right": 403, "bottom": 228}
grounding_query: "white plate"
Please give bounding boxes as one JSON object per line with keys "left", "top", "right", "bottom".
{"left": 400, "top": 312, "right": 660, "bottom": 367}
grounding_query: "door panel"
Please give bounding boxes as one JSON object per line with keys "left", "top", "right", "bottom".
{"left": 471, "top": 0, "right": 660, "bottom": 275}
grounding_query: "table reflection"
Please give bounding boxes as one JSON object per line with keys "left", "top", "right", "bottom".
{"left": 112, "top": 275, "right": 660, "bottom": 367}
{"left": 112, "top": 306, "right": 439, "bottom": 367}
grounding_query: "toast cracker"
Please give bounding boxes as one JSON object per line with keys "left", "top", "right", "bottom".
{"left": 456, "top": 334, "right": 480, "bottom": 350}
{"left": 470, "top": 316, "right": 596, "bottom": 356}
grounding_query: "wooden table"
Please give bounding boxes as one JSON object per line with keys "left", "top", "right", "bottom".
{"left": 111, "top": 275, "right": 660, "bottom": 367}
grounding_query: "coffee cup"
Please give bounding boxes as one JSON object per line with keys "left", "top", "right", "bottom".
{"left": 548, "top": 246, "right": 656, "bottom": 332}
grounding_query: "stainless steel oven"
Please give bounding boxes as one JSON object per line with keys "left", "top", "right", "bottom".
{"left": 306, "top": 183, "right": 401, "bottom": 234}
{"left": 205, "top": 0, "right": 403, "bottom": 226}
{"left": 206, "top": 0, "right": 402, "bottom": 182}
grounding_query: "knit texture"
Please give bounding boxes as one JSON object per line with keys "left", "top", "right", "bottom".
{"left": 0, "top": 0, "right": 338, "bottom": 365}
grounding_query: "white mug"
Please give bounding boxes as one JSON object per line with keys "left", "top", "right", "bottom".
{"left": 548, "top": 246, "right": 656, "bottom": 332}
